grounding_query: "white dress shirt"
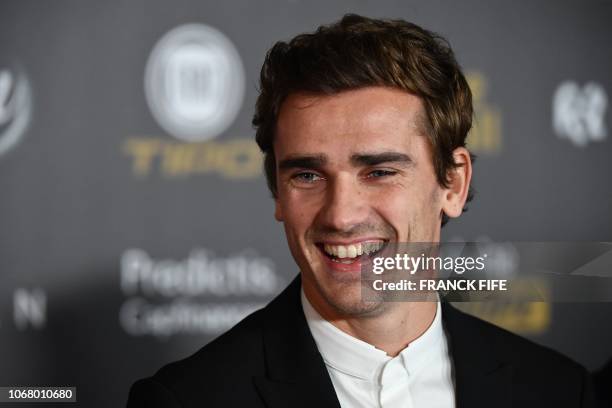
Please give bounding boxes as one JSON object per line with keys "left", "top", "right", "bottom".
{"left": 301, "top": 290, "right": 455, "bottom": 408}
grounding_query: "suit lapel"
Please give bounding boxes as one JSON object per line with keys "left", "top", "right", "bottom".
{"left": 442, "top": 302, "right": 513, "bottom": 408}
{"left": 253, "top": 275, "right": 341, "bottom": 408}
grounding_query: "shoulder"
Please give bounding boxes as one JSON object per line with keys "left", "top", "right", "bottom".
{"left": 448, "top": 304, "right": 584, "bottom": 372}
{"left": 443, "top": 303, "right": 593, "bottom": 405}
{"left": 127, "top": 307, "right": 268, "bottom": 407}
{"left": 127, "top": 277, "right": 303, "bottom": 407}
{"left": 158, "top": 306, "right": 267, "bottom": 379}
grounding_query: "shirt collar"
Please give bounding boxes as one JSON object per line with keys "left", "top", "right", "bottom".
{"left": 301, "top": 288, "right": 445, "bottom": 383}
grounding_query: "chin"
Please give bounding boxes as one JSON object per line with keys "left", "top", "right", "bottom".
{"left": 318, "top": 279, "right": 386, "bottom": 317}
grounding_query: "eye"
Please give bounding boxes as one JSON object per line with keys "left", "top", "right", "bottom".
{"left": 292, "top": 171, "right": 324, "bottom": 184}
{"left": 366, "top": 169, "right": 397, "bottom": 179}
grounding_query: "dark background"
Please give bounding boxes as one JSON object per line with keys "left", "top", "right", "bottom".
{"left": 0, "top": 1, "right": 611, "bottom": 406}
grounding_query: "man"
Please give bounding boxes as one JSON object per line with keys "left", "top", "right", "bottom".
{"left": 127, "top": 14, "right": 594, "bottom": 407}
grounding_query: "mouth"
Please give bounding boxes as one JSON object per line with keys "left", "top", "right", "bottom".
{"left": 316, "top": 240, "right": 389, "bottom": 265}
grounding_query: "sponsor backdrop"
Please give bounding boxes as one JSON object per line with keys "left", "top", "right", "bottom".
{"left": 1, "top": 0, "right": 611, "bottom": 406}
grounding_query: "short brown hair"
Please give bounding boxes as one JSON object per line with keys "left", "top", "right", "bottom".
{"left": 253, "top": 14, "right": 474, "bottom": 226}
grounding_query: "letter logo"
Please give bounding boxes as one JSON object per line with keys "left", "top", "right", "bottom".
{"left": 553, "top": 81, "right": 608, "bottom": 147}
{"left": 466, "top": 71, "right": 502, "bottom": 154}
{"left": 0, "top": 66, "right": 32, "bottom": 157}
{"left": 144, "top": 24, "right": 245, "bottom": 142}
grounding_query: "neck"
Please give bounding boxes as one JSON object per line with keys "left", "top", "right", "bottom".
{"left": 304, "top": 286, "right": 437, "bottom": 357}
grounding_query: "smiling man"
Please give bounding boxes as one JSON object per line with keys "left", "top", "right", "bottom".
{"left": 127, "top": 14, "right": 594, "bottom": 408}
{"left": 272, "top": 87, "right": 469, "bottom": 360}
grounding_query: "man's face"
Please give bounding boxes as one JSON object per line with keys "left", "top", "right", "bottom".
{"left": 274, "top": 87, "right": 453, "bottom": 317}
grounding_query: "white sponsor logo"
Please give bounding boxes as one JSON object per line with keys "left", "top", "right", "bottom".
{"left": 119, "top": 248, "right": 282, "bottom": 337}
{"left": 553, "top": 81, "right": 608, "bottom": 147}
{"left": 449, "top": 236, "right": 519, "bottom": 277}
{"left": 120, "top": 248, "right": 280, "bottom": 297}
{"left": 144, "top": 23, "right": 245, "bottom": 142}
{"left": 119, "top": 299, "right": 264, "bottom": 337}
{"left": 13, "top": 288, "right": 46, "bottom": 330}
{"left": 0, "top": 67, "right": 32, "bottom": 157}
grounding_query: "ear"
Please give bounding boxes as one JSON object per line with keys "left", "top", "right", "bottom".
{"left": 441, "top": 147, "right": 472, "bottom": 219}
{"left": 274, "top": 198, "right": 284, "bottom": 222}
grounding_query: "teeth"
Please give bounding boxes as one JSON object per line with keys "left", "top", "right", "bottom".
{"left": 363, "top": 241, "right": 384, "bottom": 255}
{"left": 322, "top": 241, "right": 384, "bottom": 259}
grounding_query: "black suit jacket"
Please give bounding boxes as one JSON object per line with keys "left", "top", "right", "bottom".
{"left": 127, "top": 275, "right": 595, "bottom": 407}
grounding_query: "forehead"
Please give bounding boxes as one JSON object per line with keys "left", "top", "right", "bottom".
{"left": 275, "top": 87, "right": 427, "bottom": 158}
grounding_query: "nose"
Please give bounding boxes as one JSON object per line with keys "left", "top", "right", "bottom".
{"left": 317, "top": 173, "right": 368, "bottom": 233}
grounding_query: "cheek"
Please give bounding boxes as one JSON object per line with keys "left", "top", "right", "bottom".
{"left": 371, "top": 187, "right": 413, "bottom": 238}
{"left": 280, "top": 194, "right": 318, "bottom": 236}
{"left": 374, "top": 181, "right": 442, "bottom": 240}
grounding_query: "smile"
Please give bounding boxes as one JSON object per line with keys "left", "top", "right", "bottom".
{"left": 318, "top": 240, "right": 387, "bottom": 264}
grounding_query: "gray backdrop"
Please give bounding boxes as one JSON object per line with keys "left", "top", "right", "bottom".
{"left": 0, "top": 1, "right": 611, "bottom": 407}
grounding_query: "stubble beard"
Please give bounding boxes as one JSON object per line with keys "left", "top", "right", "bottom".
{"left": 314, "top": 274, "right": 390, "bottom": 318}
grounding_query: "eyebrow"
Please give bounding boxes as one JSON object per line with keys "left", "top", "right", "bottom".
{"left": 277, "top": 151, "right": 413, "bottom": 171}
{"left": 350, "top": 152, "right": 413, "bottom": 167}
{"left": 278, "top": 155, "right": 327, "bottom": 170}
